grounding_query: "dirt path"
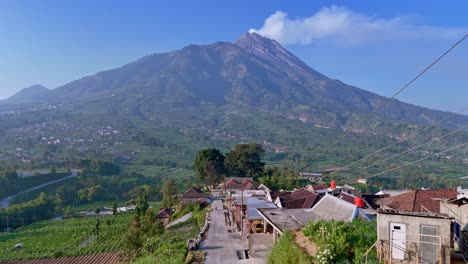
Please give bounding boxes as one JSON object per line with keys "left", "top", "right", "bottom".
{"left": 295, "top": 230, "right": 317, "bottom": 257}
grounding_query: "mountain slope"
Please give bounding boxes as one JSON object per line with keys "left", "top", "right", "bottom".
{"left": 2, "top": 33, "right": 467, "bottom": 130}
{"left": 1, "top": 85, "right": 50, "bottom": 105}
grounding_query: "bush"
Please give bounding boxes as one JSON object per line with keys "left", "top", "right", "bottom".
{"left": 302, "top": 219, "right": 377, "bottom": 263}
{"left": 185, "top": 251, "right": 205, "bottom": 264}
{"left": 267, "top": 231, "right": 311, "bottom": 264}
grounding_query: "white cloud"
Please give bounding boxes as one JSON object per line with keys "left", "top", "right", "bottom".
{"left": 249, "top": 6, "right": 466, "bottom": 46}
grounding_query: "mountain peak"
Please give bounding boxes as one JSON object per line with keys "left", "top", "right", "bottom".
{"left": 23, "top": 84, "right": 49, "bottom": 92}
{"left": 1, "top": 84, "right": 50, "bottom": 105}
{"left": 234, "top": 32, "right": 284, "bottom": 53}
{"left": 234, "top": 32, "right": 326, "bottom": 79}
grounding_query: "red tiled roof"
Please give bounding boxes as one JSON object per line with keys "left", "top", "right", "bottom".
{"left": 277, "top": 188, "right": 320, "bottom": 209}
{"left": 3, "top": 252, "right": 124, "bottom": 264}
{"left": 290, "top": 189, "right": 315, "bottom": 200}
{"left": 225, "top": 179, "right": 238, "bottom": 185}
{"left": 224, "top": 179, "right": 257, "bottom": 190}
{"left": 282, "top": 197, "right": 307, "bottom": 209}
{"left": 270, "top": 191, "right": 292, "bottom": 201}
{"left": 377, "top": 189, "right": 458, "bottom": 213}
{"left": 182, "top": 187, "right": 207, "bottom": 199}
{"left": 301, "top": 194, "right": 320, "bottom": 208}
{"left": 156, "top": 208, "right": 173, "bottom": 219}
{"left": 184, "top": 187, "right": 203, "bottom": 194}
{"left": 339, "top": 192, "right": 357, "bottom": 205}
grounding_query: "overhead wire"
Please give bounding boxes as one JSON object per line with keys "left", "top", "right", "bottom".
{"left": 339, "top": 106, "right": 468, "bottom": 173}
{"left": 365, "top": 143, "right": 467, "bottom": 179}
{"left": 340, "top": 123, "right": 468, "bottom": 180}
{"left": 296, "top": 33, "right": 468, "bottom": 173}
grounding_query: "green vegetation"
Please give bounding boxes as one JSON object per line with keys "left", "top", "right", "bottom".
{"left": 302, "top": 219, "right": 378, "bottom": 263}
{"left": 184, "top": 251, "right": 205, "bottom": 264}
{"left": 170, "top": 202, "right": 207, "bottom": 228}
{"left": 0, "top": 170, "right": 69, "bottom": 199}
{"left": 0, "top": 213, "right": 132, "bottom": 260}
{"left": 161, "top": 178, "right": 178, "bottom": 208}
{"left": 368, "top": 166, "right": 461, "bottom": 190}
{"left": 225, "top": 142, "right": 265, "bottom": 178}
{"left": 0, "top": 159, "right": 171, "bottom": 231}
{"left": 267, "top": 231, "right": 311, "bottom": 264}
{"left": 128, "top": 211, "right": 203, "bottom": 264}
{"left": 258, "top": 166, "right": 310, "bottom": 191}
{"left": 194, "top": 148, "right": 225, "bottom": 188}
{"left": 194, "top": 142, "right": 267, "bottom": 188}
{"left": 124, "top": 189, "right": 206, "bottom": 263}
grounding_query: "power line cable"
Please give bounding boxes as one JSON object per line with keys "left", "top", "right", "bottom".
{"left": 340, "top": 106, "right": 468, "bottom": 172}
{"left": 341, "top": 123, "right": 468, "bottom": 180}
{"left": 296, "top": 33, "right": 468, "bottom": 172}
{"left": 365, "top": 143, "right": 467, "bottom": 179}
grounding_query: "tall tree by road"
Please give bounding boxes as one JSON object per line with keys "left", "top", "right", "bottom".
{"left": 161, "top": 179, "right": 177, "bottom": 208}
{"left": 225, "top": 143, "right": 265, "bottom": 178}
{"left": 193, "top": 148, "right": 225, "bottom": 188}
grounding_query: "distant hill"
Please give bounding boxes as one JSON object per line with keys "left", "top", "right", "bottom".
{"left": 2, "top": 84, "right": 49, "bottom": 105}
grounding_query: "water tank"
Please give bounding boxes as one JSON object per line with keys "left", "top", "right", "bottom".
{"left": 354, "top": 197, "right": 364, "bottom": 208}
{"left": 330, "top": 180, "right": 336, "bottom": 189}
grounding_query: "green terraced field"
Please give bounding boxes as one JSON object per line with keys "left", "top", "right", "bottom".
{"left": 0, "top": 213, "right": 132, "bottom": 260}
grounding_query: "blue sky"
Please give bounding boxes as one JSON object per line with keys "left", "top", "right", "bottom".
{"left": 0, "top": 0, "right": 467, "bottom": 112}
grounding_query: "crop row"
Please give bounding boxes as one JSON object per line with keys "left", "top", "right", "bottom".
{"left": 0, "top": 214, "right": 132, "bottom": 260}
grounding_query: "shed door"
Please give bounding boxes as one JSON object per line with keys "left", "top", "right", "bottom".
{"left": 390, "top": 223, "right": 406, "bottom": 260}
{"left": 420, "top": 225, "right": 438, "bottom": 264}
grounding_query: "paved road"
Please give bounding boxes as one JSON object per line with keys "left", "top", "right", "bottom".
{"left": 0, "top": 169, "right": 79, "bottom": 209}
{"left": 200, "top": 199, "right": 266, "bottom": 264}
{"left": 200, "top": 199, "right": 241, "bottom": 264}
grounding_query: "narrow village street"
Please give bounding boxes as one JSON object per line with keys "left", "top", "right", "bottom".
{"left": 200, "top": 198, "right": 267, "bottom": 264}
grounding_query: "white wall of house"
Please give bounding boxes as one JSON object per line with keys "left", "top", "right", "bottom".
{"left": 377, "top": 212, "right": 452, "bottom": 264}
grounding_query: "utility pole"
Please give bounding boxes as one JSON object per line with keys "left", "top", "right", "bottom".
{"left": 241, "top": 185, "right": 244, "bottom": 237}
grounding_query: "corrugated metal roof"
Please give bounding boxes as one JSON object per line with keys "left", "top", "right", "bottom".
{"left": 246, "top": 197, "right": 276, "bottom": 220}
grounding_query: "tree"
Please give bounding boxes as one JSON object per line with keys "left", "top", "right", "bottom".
{"left": 137, "top": 194, "right": 149, "bottom": 215}
{"left": 112, "top": 203, "right": 118, "bottom": 215}
{"left": 95, "top": 218, "right": 100, "bottom": 235}
{"left": 225, "top": 143, "right": 265, "bottom": 177}
{"left": 194, "top": 148, "right": 225, "bottom": 187}
{"left": 161, "top": 179, "right": 177, "bottom": 208}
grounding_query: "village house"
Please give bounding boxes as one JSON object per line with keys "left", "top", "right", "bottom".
{"left": 181, "top": 186, "right": 210, "bottom": 204}
{"left": 270, "top": 188, "right": 320, "bottom": 209}
{"left": 377, "top": 188, "right": 459, "bottom": 213}
{"left": 228, "top": 190, "right": 270, "bottom": 230}
{"left": 305, "top": 183, "right": 331, "bottom": 194}
{"left": 155, "top": 208, "right": 173, "bottom": 225}
{"left": 224, "top": 177, "right": 259, "bottom": 191}
{"left": 376, "top": 209, "right": 453, "bottom": 263}
{"left": 257, "top": 194, "right": 370, "bottom": 243}
{"left": 440, "top": 193, "right": 468, "bottom": 258}
{"left": 245, "top": 197, "right": 277, "bottom": 233}
{"left": 299, "top": 172, "right": 323, "bottom": 182}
